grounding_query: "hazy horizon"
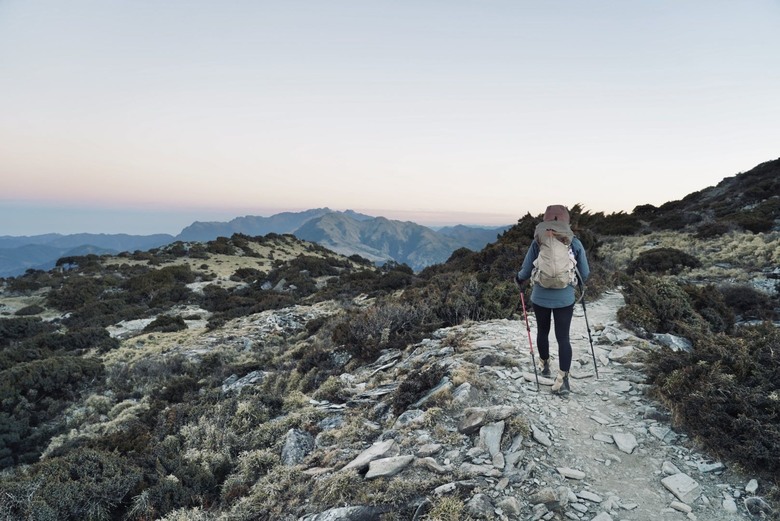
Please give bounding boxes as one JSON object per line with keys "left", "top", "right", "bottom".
{"left": 0, "top": 202, "right": 527, "bottom": 237}
{"left": 2, "top": 1, "right": 778, "bottom": 236}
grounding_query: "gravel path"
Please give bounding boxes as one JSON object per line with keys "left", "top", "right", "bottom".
{"left": 489, "top": 289, "right": 764, "bottom": 520}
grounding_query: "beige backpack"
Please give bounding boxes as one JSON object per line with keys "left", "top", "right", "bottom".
{"left": 531, "top": 220, "right": 578, "bottom": 289}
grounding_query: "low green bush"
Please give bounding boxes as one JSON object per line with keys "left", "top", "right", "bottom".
{"left": 14, "top": 304, "right": 45, "bottom": 316}
{"left": 731, "top": 212, "right": 774, "bottom": 233}
{"left": 645, "top": 323, "right": 780, "bottom": 481}
{"left": 0, "top": 448, "right": 142, "bottom": 520}
{"left": 332, "top": 301, "right": 431, "bottom": 361}
{"left": 0, "top": 356, "right": 104, "bottom": 468}
{"left": 143, "top": 315, "right": 188, "bottom": 333}
{"left": 626, "top": 247, "right": 701, "bottom": 275}
{"left": 719, "top": 284, "right": 776, "bottom": 321}
{"left": 0, "top": 316, "right": 55, "bottom": 346}
{"left": 590, "top": 212, "right": 642, "bottom": 236}
{"left": 617, "top": 273, "right": 709, "bottom": 341}
{"left": 682, "top": 284, "right": 735, "bottom": 334}
{"left": 231, "top": 267, "right": 265, "bottom": 282}
{"left": 23, "top": 327, "right": 119, "bottom": 353}
{"left": 47, "top": 276, "right": 107, "bottom": 311}
{"left": 694, "top": 221, "right": 731, "bottom": 239}
{"left": 206, "top": 237, "right": 236, "bottom": 255}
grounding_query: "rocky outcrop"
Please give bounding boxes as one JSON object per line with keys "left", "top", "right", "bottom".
{"left": 279, "top": 290, "right": 769, "bottom": 520}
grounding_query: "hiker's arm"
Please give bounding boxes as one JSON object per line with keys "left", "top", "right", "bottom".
{"left": 574, "top": 239, "right": 590, "bottom": 282}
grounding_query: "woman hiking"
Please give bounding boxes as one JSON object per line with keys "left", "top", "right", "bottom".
{"left": 515, "top": 205, "right": 589, "bottom": 394}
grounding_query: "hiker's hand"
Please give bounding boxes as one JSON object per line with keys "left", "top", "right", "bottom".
{"left": 514, "top": 274, "right": 528, "bottom": 289}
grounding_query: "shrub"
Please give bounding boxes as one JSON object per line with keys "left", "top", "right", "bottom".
{"left": 719, "top": 284, "right": 775, "bottom": 321}
{"left": 143, "top": 315, "right": 188, "bottom": 333}
{"left": 203, "top": 287, "right": 297, "bottom": 329}
{"left": 590, "top": 212, "right": 642, "bottom": 236}
{"left": 231, "top": 267, "right": 265, "bottom": 282}
{"left": 206, "top": 237, "right": 236, "bottom": 255}
{"left": 348, "top": 254, "right": 374, "bottom": 266}
{"left": 122, "top": 265, "right": 195, "bottom": 307}
{"left": 47, "top": 276, "right": 107, "bottom": 311}
{"left": 376, "top": 266, "right": 414, "bottom": 291}
{"left": 55, "top": 254, "right": 103, "bottom": 271}
{"left": 645, "top": 324, "right": 780, "bottom": 480}
{"left": 626, "top": 247, "right": 701, "bottom": 275}
{"left": 63, "top": 298, "right": 146, "bottom": 329}
{"left": 0, "top": 356, "right": 103, "bottom": 467}
{"left": 617, "top": 273, "right": 709, "bottom": 340}
{"left": 0, "top": 448, "right": 142, "bottom": 520}
{"left": 694, "top": 221, "right": 731, "bottom": 239}
{"left": 4, "top": 270, "right": 56, "bottom": 293}
{"left": 14, "top": 304, "right": 45, "bottom": 316}
{"left": 0, "top": 354, "right": 103, "bottom": 411}
{"left": 23, "top": 327, "right": 120, "bottom": 353}
{"left": 332, "top": 301, "right": 430, "bottom": 361}
{"left": 650, "top": 211, "right": 701, "bottom": 231}
{"left": 682, "top": 284, "right": 735, "bottom": 334}
{"left": 632, "top": 204, "right": 658, "bottom": 218}
{"left": 0, "top": 317, "right": 55, "bottom": 346}
{"left": 732, "top": 212, "right": 774, "bottom": 233}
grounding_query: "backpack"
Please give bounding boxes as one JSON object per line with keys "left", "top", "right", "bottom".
{"left": 531, "top": 220, "right": 578, "bottom": 289}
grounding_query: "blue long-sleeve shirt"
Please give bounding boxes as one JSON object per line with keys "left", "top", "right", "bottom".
{"left": 517, "top": 237, "right": 589, "bottom": 308}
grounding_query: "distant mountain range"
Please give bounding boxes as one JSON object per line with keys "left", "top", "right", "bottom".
{"left": 5, "top": 156, "right": 776, "bottom": 279}
{"left": 0, "top": 234, "right": 175, "bottom": 278}
{"left": 0, "top": 209, "right": 509, "bottom": 277}
{"left": 175, "top": 208, "right": 374, "bottom": 242}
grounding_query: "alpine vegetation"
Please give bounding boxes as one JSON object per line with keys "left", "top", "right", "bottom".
{"left": 0, "top": 159, "right": 778, "bottom": 520}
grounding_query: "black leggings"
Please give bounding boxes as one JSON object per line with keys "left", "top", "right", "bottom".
{"left": 532, "top": 303, "right": 574, "bottom": 372}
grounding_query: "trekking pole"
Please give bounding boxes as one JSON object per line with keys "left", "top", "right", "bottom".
{"left": 578, "top": 281, "right": 599, "bottom": 380}
{"left": 519, "top": 291, "right": 540, "bottom": 391}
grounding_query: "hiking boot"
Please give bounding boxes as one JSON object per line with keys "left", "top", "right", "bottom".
{"left": 551, "top": 370, "right": 570, "bottom": 394}
{"left": 540, "top": 358, "right": 551, "bottom": 377}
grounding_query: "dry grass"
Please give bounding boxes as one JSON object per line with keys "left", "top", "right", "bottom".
{"left": 0, "top": 292, "right": 62, "bottom": 320}
{"left": 101, "top": 239, "right": 337, "bottom": 280}
{"left": 102, "top": 326, "right": 209, "bottom": 367}
{"left": 599, "top": 230, "right": 780, "bottom": 275}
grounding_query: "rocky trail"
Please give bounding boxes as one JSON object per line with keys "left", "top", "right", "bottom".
{"left": 296, "top": 289, "right": 772, "bottom": 521}
{"left": 426, "top": 290, "right": 767, "bottom": 520}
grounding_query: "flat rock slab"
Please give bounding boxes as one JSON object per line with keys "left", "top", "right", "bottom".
{"left": 557, "top": 467, "right": 586, "bottom": 480}
{"left": 661, "top": 473, "right": 701, "bottom": 504}
{"left": 479, "top": 421, "right": 505, "bottom": 457}
{"left": 577, "top": 490, "right": 603, "bottom": 503}
{"left": 458, "top": 409, "right": 488, "bottom": 434}
{"left": 608, "top": 346, "right": 634, "bottom": 362}
{"left": 611, "top": 380, "right": 633, "bottom": 393}
{"left": 342, "top": 439, "right": 398, "bottom": 471}
{"left": 613, "top": 432, "right": 638, "bottom": 454}
{"left": 532, "top": 424, "right": 553, "bottom": 447}
{"left": 365, "top": 455, "right": 415, "bottom": 479}
{"left": 523, "top": 372, "right": 555, "bottom": 386}
{"left": 459, "top": 462, "right": 502, "bottom": 478}
{"left": 649, "top": 425, "right": 675, "bottom": 442}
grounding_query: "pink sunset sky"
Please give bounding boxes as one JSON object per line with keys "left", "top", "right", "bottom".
{"left": 1, "top": 1, "right": 778, "bottom": 235}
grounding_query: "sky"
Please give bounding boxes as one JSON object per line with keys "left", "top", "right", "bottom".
{"left": 1, "top": 1, "right": 779, "bottom": 236}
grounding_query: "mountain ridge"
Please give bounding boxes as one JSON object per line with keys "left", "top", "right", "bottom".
{"left": 2, "top": 156, "right": 777, "bottom": 278}
{"left": 1, "top": 209, "right": 511, "bottom": 278}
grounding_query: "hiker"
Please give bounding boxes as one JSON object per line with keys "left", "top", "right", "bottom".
{"left": 515, "top": 205, "right": 589, "bottom": 394}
